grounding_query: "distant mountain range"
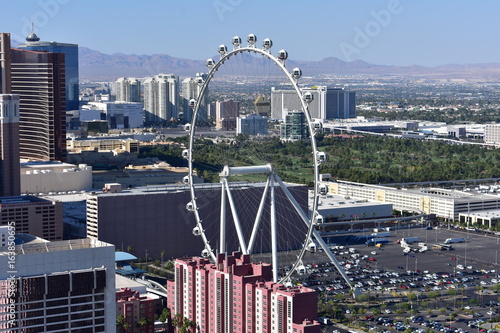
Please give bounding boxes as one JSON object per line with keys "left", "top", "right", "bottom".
{"left": 12, "top": 40, "right": 500, "bottom": 81}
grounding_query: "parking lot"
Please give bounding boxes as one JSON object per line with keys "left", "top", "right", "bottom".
{"left": 290, "top": 224, "right": 500, "bottom": 333}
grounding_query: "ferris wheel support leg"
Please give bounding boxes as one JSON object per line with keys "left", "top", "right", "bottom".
{"left": 222, "top": 178, "right": 248, "bottom": 254}
{"left": 274, "top": 175, "right": 356, "bottom": 294}
{"left": 220, "top": 180, "right": 226, "bottom": 254}
{"left": 248, "top": 176, "right": 271, "bottom": 254}
{"left": 270, "top": 175, "right": 278, "bottom": 282}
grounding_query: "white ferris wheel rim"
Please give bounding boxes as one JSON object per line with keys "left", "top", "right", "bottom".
{"left": 185, "top": 38, "right": 321, "bottom": 284}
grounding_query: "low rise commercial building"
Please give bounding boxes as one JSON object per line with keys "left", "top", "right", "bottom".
{"left": 329, "top": 180, "right": 500, "bottom": 220}
{"left": 82, "top": 102, "right": 144, "bottom": 129}
{"left": 116, "top": 288, "right": 156, "bottom": 333}
{"left": 458, "top": 209, "right": 500, "bottom": 229}
{"left": 20, "top": 161, "right": 92, "bottom": 194}
{"left": 0, "top": 195, "right": 63, "bottom": 241}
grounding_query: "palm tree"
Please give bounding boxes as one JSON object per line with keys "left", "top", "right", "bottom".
{"left": 428, "top": 291, "right": 439, "bottom": 309}
{"left": 180, "top": 318, "right": 196, "bottom": 333}
{"left": 159, "top": 308, "right": 171, "bottom": 331}
{"left": 136, "top": 317, "right": 150, "bottom": 333}
{"left": 126, "top": 245, "right": 134, "bottom": 254}
{"left": 172, "top": 313, "right": 183, "bottom": 331}
{"left": 447, "top": 289, "right": 457, "bottom": 308}
{"left": 116, "top": 314, "right": 131, "bottom": 333}
{"left": 477, "top": 286, "right": 485, "bottom": 305}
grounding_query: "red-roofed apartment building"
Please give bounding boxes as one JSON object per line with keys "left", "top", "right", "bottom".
{"left": 166, "top": 252, "right": 320, "bottom": 333}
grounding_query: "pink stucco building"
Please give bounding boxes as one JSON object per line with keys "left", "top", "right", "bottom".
{"left": 166, "top": 252, "right": 320, "bottom": 333}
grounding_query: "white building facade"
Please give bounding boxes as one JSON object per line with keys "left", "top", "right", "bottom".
{"left": 144, "top": 73, "right": 179, "bottom": 124}
{"left": 20, "top": 161, "right": 92, "bottom": 194}
{"left": 114, "top": 77, "right": 141, "bottom": 102}
{"left": 181, "top": 73, "right": 208, "bottom": 122}
{"left": 329, "top": 180, "right": 500, "bottom": 220}
{"left": 484, "top": 124, "right": 500, "bottom": 144}
{"left": 0, "top": 238, "right": 116, "bottom": 332}
{"left": 81, "top": 102, "right": 143, "bottom": 129}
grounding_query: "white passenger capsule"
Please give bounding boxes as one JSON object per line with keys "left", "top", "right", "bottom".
{"left": 232, "top": 36, "right": 241, "bottom": 47}
{"left": 247, "top": 34, "right": 257, "bottom": 46}
{"left": 218, "top": 44, "right": 227, "bottom": 55}
{"left": 262, "top": 38, "right": 273, "bottom": 50}
{"left": 292, "top": 68, "right": 302, "bottom": 80}
{"left": 206, "top": 58, "right": 215, "bottom": 68}
{"left": 317, "top": 151, "right": 327, "bottom": 163}
{"left": 303, "top": 91, "right": 313, "bottom": 103}
{"left": 278, "top": 50, "right": 288, "bottom": 61}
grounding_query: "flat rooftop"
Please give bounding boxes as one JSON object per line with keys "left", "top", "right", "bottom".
{"left": 312, "top": 193, "right": 391, "bottom": 209}
{"left": 89, "top": 181, "right": 304, "bottom": 197}
{"left": 1, "top": 238, "right": 113, "bottom": 256}
{"left": 336, "top": 180, "right": 500, "bottom": 203}
{"left": 0, "top": 195, "right": 53, "bottom": 207}
{"left": 20, "top": 161, "right": 77, "bottom": 168}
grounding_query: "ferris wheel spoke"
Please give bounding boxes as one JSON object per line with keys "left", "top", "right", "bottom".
{"left": 185, "top": 34, "right": 355, "bottom": 296}
{"left": 222, "top": 177, "right": 248, "bottom": 254}
{"left": 247, "top": 176, "right": 271, "bottom": 254}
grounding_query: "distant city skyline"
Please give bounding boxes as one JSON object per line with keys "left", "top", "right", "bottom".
{"left": 2, "top": 0, "right": 499, "bottom": 67}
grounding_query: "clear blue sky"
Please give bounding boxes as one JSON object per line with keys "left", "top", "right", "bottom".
{"left": 2, "top": 0, "right": 499, "bottom": 66}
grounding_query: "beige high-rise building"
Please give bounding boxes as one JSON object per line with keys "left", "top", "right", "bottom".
{"left": 143, "top": 73, "right": 179, "bottom": 123}
{"left": 485, "top": 124, "right": 500, "bottom": 144}
{"left": 0, "top": 195, "right": 63, "bottom": 241}
{"left": 181, "top": 73, "right": 208, "bottom": 122}
{"left": 115, "top": 77, "right": 141, "bottom": 102}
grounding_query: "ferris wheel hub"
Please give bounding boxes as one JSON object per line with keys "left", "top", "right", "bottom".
{"left": 219, "top": 164, "right": 273, "bottom": 177}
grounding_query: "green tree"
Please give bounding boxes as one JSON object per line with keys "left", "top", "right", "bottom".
{"left": 116, "top": 314, "right": 131, "bottom": 333}
{"left": 447, "top": 289, "right": 457, "bottom": 308}
{"left": 165, "top": 260, "right": 174, "bottom": 271}
{"left": 180, "top": 317, "right": 196, "bottom": 333}
{"left": 159, "top": 308, "right": 171, "bottom": 331}
{"left": 172, "top": 313, "right": 183, "bottom": 331}
{"left": 136, "top": 316, "right": 153, "bottom": 333}
{"left": 428, "top": 291, "right": 440, "bottom": 309}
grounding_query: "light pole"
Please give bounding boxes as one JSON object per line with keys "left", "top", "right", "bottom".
{"left": 465, "top": 236, "right": 468, "bottom": 268}
{"left": 495, "top": 250, "right": 498, "bottom": 277}
{"left": 415, "top": 259, "right": 418, "bottom": 281}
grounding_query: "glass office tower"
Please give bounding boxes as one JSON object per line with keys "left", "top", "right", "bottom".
{"left": 19, "top": 31, "right": 79, "bottom": 111}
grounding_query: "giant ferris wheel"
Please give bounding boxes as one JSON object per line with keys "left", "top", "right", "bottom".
{"left": 183, "top": 34, "right": 356, "bottom": 295}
